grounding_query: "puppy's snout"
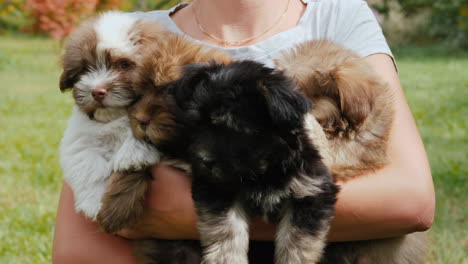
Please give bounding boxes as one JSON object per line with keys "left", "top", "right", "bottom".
{"left": 92, "top": 88, "right": 107, "bottom": 102}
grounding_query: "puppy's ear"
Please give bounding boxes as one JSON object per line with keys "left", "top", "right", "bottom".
{"left": 172, "top": 63, "right": 211, "bottom": 108}
{"left": 58, "top": 17, "right": 97, "bottom": 92}
{"left": 321, "top": 61, "right": 376, "bottom": 127}
{"left": 59, "top": 67, "right": 82, "bottom": 92}
{"left": 262, "top": 71, "right": 312, "bottom": 128}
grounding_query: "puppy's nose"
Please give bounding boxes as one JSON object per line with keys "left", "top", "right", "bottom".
{"left": 136, "top": 116, "right": 151, "bottom": 128}
{"left": 92, "top": 88, "right": 107, "bottom": 102}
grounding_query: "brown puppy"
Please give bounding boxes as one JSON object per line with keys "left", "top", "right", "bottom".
{"left": 275, "top": 40, "right": 426, "bottom": 264}
{"left": 128, "top": 33, "right": 231, "bottom": 145}
{"left": 275, "top": 40, "right": 394, "bottom": 182}
{"left": 100, "top": 29, "right": 232, "bottom": 235}
{"left": 123, "top": 30, "right": 234, "bottom": 264}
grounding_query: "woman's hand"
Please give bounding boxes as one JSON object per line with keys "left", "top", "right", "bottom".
{"left": 117, "top": 164, "right": 199, "bottom": 240}
{"left": 53, "top": 184, "right": 137, "bottom": 264}
{"left": 117, "top": 165, "right": 278, "bottom": 240}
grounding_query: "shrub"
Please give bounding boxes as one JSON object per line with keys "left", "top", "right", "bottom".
{"left": 24, "top": 0, "right": 98, "bottom": 39}
{"left": 430, "top": 0, "right": 468, "bottom": 49}
{"left": 371, "top": 0, "right": 468, "bottom": 49}
{"left": 378, "top": 1, "right": 431, "bottom": 46}
{"left": 0, "top": 0, "right": 29, "bottom": 34}
{"left": 22, "top": 0, "right": 181, "bottom": 39}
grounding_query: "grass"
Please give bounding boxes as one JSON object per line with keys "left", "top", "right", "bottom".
{"left": 393, "top": 45, "right": 468, "bottom": 263}
{"left": 0, "top": 36, "right": 71, "bottom": 263}
{"left": 0, "top": 36, "right": 467, "bottom": 263}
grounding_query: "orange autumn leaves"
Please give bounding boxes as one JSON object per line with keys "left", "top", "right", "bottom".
{"left": 24, "top": 0, "right": 122, "bottom": 39}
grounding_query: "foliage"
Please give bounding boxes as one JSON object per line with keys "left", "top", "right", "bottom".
{"left": 371, "top": 0, "right": 468, "bottom": 48}
{"left": 0, "top": 0, "right": 29, "bottom": 34}
{"left": 430, "top": 0, "right": 468, "bottom": 49}
{"left": 378, "top": 1, "right": 430, "bottom": 46}
{"left": 0, "top": 0, "right": 181, "bottom": 37}
{"left": 24, "top": 0, "right": 98, "bottom": 39}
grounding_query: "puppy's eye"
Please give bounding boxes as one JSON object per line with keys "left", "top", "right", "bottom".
{"left": 116, "top": 59, "right": 132, "bottom": 70}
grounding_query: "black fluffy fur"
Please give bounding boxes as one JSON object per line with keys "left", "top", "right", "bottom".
{"left": 148, "top": 61, "right": 339, "bottom": 264}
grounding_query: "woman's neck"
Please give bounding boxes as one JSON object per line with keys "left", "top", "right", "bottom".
{"left": 172, "top": 0, "right": 306, "bottom": 47}
{"left": 195, "top": 0, "right": 288, "bottom": 35}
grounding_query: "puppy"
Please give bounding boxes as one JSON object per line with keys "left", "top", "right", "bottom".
{"left": 59, "top": 11, "right": 230, "bottom": 234}
{"left": 59, "top": 12, "right": 161, "bottom": 227}
{"left": 275, "top": 40, "right": 394, "bottom": 182}
{"left": 275, "top": 40, "right": 426, "bottom": 264}
{"left": 157, "top": 61, "right": 339, "bottom": 264}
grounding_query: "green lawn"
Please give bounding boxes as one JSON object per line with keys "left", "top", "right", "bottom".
{"left": 0, "top": 36, "right": 467, "bottom": 263}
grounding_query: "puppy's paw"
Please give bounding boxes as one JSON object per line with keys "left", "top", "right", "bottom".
{"left": 96, "top": 203, "right": 132, "bottom": 234}
{"left": 201, "top": 257, "right": 248, "bottom": 264}
{"left": 112, "top": 136, "right": 159, "bottom": 171}
{"left": 96, "top": 171, "right": 150, "bottom": 233}
{"left": 73, "top": 182, "right": 107, "bottom": 220}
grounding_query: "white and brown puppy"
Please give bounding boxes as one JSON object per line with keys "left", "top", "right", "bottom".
{"left": 276, "top": 40, "right": 426, "bottom": 264}
{"left": 59, "top": 12, "right": 164, "bottom": 231}
{"left": 59, "top": 11, "right": 232, "bottom": 236}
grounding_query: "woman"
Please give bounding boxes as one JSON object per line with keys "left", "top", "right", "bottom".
{"left": 52, "top": 0, "right": 435, "bottom": 263}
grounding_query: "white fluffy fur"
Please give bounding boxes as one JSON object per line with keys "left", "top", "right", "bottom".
{"left": 95, "top": 11, "right": 139, "bottom": 55}
{"left": 303, "top": 113, "right": 334, "bottom": 168}
{"left": 198, "top": 203, "right": 249, "bottom": 264}
{"left": 276, "top": 210, "right": 329, "bottom": 264}
{"left": 60, "top": 107, "right": 159, "bottom": 220}
{"left": 74, "top": 68, "right": 121, "bottom": 107}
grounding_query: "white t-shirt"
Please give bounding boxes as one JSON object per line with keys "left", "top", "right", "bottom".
{"left": 130, "top": 0, "right": 393, "bottom": 67}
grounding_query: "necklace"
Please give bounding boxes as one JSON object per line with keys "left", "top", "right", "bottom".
{"left": 192, "top": 0, "right": 291, "bottom": 47}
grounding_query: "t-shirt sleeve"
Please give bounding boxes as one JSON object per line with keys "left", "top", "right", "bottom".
{"left": 332, "top": 0, "right": 394, "bottom": 61}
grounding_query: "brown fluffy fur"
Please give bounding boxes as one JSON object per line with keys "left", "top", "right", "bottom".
{"left": 275, "top": 40, "right": 394, "bottom": 182}
{"left": 322, "top": 232, "right": 427, "bottom": 264}
{"left": 276, "top": 40, "right": 426, "bottom": 264}
{"left": 60, "top": 18, "right": 167, "bottom": 93}
{"left": 128, "top": 32, "right": 232, "bottom": 144}
{"left": 97, "top": 170, "right": 152, "bottom": 233}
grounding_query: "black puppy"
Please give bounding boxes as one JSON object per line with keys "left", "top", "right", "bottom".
{"left": 162, "top": 61, "right": 339, "bottom": 264}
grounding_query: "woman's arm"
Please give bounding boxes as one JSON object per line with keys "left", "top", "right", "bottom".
{"left": 52, "top": 184, "right": 137, "bottom": 264}
{"left": 328, "top": 53, "right": 435, "bottom": 241}
{"left": 119, "top": 54, "right": 435, "bottom": 241}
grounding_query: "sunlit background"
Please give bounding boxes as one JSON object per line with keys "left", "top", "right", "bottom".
{"left": 0, "top": 0, "right": 466, "bottom": 263}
